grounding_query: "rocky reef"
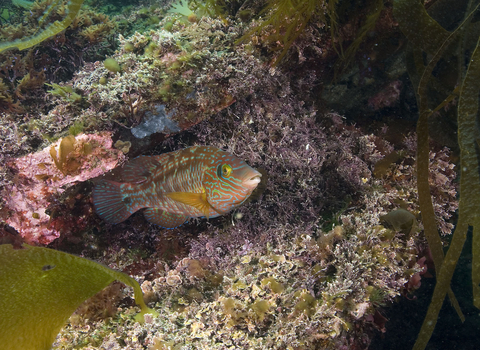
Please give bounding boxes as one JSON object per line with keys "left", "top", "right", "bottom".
{"left": 0, "top": 0, "right": 470, "bottom": 349}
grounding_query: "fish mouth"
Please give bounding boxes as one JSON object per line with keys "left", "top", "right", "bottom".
{"left": 243, "top": 173, "right": 262, "bottom": 189}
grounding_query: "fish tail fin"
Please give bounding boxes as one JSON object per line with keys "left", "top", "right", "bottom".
{"left": 92, "top": 180, "right": 134, "bottom": 224}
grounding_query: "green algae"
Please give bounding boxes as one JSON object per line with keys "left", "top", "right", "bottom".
{"left": 0, "top": 0, "right": 85, "bottom": 53}
{"left": 294, "top": 292, "right": 317, "bottom": 317}
{"left": 261, "top": 277, "right": 285, "bottom": 293}
{"left": 0, "top": 244, "right": 155, "bottom": 350}
{"left": 46, "top": 83, "right": 82, "bottom": 104}
{"left": 251, "top": 299, "right": 271, "bottom": 321}
{"left": 104, "top": 58, "right": 122, "bottom": 73}
{"left": 238, "top": 0, "right": 337, "bottom": 65}
{"left": 380, "top": 209, "right": 416, "bottom": 235}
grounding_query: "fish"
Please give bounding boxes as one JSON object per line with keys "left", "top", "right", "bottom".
{"left": 92, "top": 146, "right": 262, "bottom": 228}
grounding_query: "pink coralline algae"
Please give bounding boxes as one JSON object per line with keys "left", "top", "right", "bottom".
{"left": 4, "top": 132, "right": 125, "bottom": 245}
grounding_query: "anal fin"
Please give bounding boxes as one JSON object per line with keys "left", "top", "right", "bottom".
{"left": 143, "top": 208, "right": 188, "bottom": 228}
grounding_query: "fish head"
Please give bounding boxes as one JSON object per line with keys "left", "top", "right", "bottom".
{"left": 204, "top": 152, "right": 262, "bottom": 214}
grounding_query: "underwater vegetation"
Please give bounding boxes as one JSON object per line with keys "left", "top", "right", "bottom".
{"left": 0, "top": 0, "right": 84, "bottom": 53}
{"left": 237, "top": 0, "right": 336, "bottom": 65}
{"left": 0, "top": 243, "right": 154, "bottom": 350}
{"left": 4, "top": 132, "right": 125, "bottom": 245}
{"left": 0, "top": 0, "right": 477, "bottom": 348}
{"left": 0, "top": 0, "right": 116, "bottom": 115}
{"left": 49, "top": 103, "right": 458, "bottom": 349}
{"left": 391, "top": 0, "right": 480, "bottom": 348}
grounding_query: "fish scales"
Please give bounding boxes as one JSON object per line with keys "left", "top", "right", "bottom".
{"left": 92, "top": 146, "right": 262, "bottom": 228}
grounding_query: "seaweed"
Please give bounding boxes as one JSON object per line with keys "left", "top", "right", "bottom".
{"left": 334, "top": 0, "right": 384, "bottom": 76}
{"left": 0, "top": 0, "right": 85, "bottom": 53}
{"left": 0, "top": 243, "right": 155, "bottom": 350}
{"left": 46, "top": 82, "right": 82, "bottom": 103}
{"left": 238, "top": 0, "right": 339, "bottom": 65}
{"left": 50, "top": 135, "right": 77, "bottom": 175}
{"left": 393, "top": 0, "right": 480, "bottom": 348}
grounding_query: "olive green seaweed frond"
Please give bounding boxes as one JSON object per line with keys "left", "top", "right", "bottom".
{"left": 11, "top": 0, "right": 34, "bottom": 10}
{"left": 0, "top": 244, "right": 156, "bottom": 350}
{"left": 239, "top": 0, "right": 339, "bottom": 65}
{"left": 0, "top": 0, "right": 85, "bottom": 54}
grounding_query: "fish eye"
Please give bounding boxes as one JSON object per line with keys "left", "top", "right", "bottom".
{"left": 219, "top": 164, "right": 232, "bottom": 178}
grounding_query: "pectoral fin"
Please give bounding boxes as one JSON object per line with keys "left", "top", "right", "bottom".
{"left": 165, "top": 192, "right": 213, "bottom": 219}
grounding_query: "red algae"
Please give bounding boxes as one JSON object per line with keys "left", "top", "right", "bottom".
{"left": 3, "top": 132, "right": 125, "bottom": 245}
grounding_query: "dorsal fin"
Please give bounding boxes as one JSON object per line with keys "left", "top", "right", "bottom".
{"left": 120, "top": 155, "right": 163, "bottom": 183}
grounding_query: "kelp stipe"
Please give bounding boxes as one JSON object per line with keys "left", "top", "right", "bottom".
{"left": 393, "top": 0, "right": 480, "bottom": 348}
{"left": 413, "top": 32, "right": 480, "bottom": 350}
